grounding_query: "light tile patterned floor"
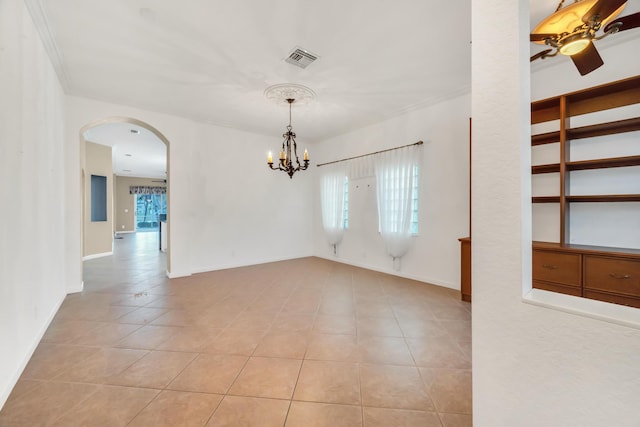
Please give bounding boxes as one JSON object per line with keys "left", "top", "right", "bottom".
{"left": 0, "top": 232, "right": 472, "bottom": 426}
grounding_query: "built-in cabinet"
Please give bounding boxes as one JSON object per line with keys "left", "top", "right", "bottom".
{"left": 531, "top": 75, "right": 640, "bottom": 309}
{"left": 458, "top": 119, "right": 472, "bottom": 302}
{"left": 459, "top": 237, "right": 471, "bottom": 302}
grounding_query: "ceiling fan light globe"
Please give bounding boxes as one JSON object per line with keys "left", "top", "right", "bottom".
{"left": 559, "top": 38, "right": 591, "bottom": 55}
{"left": 531, "top": 0, "right": 626, "bottom": 44}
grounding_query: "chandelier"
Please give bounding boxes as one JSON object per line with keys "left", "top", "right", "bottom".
{"left": 265, "top": 84, "right": 314, "bottom": 179}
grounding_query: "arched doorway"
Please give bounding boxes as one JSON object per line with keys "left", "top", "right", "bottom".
{"left": 79, "top": 117, "right": 172, "bottom": 280}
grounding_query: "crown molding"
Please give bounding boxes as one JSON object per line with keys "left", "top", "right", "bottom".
{"left": 24, "top": 0, "right": 70, "bottom": 91}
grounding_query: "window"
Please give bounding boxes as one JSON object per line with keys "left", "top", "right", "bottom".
{"left": 135, "top": 193, "right": 166, "bottom": 231}
{"left": 377, "top": 164, "right": 419, "bottom": 235}
{"left": 320, "top": 173, "right": 348, "bottom": 249}
{"left": 410, "top": 165, "right": 419, "bottom": 235}
{"left": 343, "top": 176, "right": 349, "bottom": 229}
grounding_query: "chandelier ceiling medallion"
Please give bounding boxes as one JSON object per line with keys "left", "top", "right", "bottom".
{"left": 264, "top": 84, "right": 315, "bottom": 179}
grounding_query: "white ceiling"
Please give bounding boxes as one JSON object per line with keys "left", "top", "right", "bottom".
{"left": 32, "top": 0, "right": 640, "bottom": 178}
{"left": 38, "top": 0, "right": 473, "bottom": 141}
{"left": 84, "top": 122, "right": 167, "bottom": 179}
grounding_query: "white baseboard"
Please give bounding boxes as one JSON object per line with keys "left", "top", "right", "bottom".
{"left": 166, "top": 270, "right": 191, "bottom": 279}
{"left": 82, "top": 251, "right": 113, "bottom": 261}
{"left": 189, "top": 253, "right": 314, "bottom": 276}
{"left": 314, "top": 254, "right": 457, "bottom": 291}
{"left": 0, "top": 293, "right": 65, "bottom": 410}
{"left": 66, "top": 280, "right": 84, "bottom": 294}
{"left": 164, "top": 254, "right": 454, "bottom": 292}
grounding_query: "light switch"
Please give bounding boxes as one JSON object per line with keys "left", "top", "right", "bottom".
{"left": 124, "top": 209, "right": 128, "bottom": 213}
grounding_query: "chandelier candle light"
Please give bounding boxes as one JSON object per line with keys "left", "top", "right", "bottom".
{"left": 267, "top": 98, "right": 309, "bottom": 179}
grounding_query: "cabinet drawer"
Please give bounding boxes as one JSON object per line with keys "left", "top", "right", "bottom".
{"left": 584, "top": 256, "right": 640, "bottom": 298}
{"left": 532, "top": 250, "right": 581, "bottom": 286}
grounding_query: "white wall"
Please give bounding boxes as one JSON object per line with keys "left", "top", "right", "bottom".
{"left": 472, "top": 1, "right": 640, "bottom": 426}
{"left": 313, "top": 94, "right": 470, "bottom": 289}
{"left": 188, "top": 122, "right": 313, "bottom": 272}
{"left": 65, "top": 96, "right": 314, "bottom": 279}
{"left": 0, "top": 0, "right": 68, "bottom": 408}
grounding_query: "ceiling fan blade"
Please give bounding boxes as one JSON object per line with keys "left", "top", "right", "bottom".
{"left": 531, "top": 49, "right": 553, "bottom": 62}
{"left": 570, "top": 43, "right": 604, "bottom": 75}
{"left": 530, "top": 33, "right": 556, "bottom": 42}
{"left": 582, "top": 0, "right": 627, "bottom": 23}
{"left": 604, "top": 11, "right": 640, "bottom": 32}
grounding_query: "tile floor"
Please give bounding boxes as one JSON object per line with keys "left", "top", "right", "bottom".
{"left": 0, "top": 232, "right": 472, "bottom": 426}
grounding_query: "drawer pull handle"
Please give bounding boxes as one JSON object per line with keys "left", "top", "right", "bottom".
{"left": 542, "top": 264, "right": 559, "bottom": 270}
{"left": 609, "top": 273, "right": 631, "bottom": 280}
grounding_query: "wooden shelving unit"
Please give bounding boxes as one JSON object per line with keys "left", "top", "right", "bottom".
{"left": 531, "top": 75, "right": 640, "bottom": 309}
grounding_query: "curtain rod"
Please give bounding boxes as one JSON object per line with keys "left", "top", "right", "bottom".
{"left": 316, "top": 140, "right": 423, "bottom": 168}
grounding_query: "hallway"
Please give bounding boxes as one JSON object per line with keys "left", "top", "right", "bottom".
{"left": 0, "top": 233, "right": 471, "bottom": 426}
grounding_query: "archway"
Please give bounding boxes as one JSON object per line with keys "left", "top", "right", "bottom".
{"left": 79, "top": 117, "right": 172, "bottom": 282}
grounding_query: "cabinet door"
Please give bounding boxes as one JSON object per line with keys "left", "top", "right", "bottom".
{"left": 532, "top": 250, "right": 581, "bottom": 286}
{"left": 460, "top": 239, "right": 471, "bottom": 302}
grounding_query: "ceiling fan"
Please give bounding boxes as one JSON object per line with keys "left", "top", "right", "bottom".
{"left": 530, "top": 0, "right": 640, "bottom": 75}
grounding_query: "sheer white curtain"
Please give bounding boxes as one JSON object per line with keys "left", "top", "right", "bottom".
{"left": 320, "top": 166, "right": 347, "bottom": 254}
{"left": 375, "top": 145, "right": 420, "bottom": 269}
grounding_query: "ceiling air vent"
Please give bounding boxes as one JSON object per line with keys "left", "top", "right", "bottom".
{"left": 284, "top": 47, "right": 319, "bottom": 69}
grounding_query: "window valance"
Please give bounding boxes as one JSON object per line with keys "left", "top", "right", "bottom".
{"left": 129, "top": 186, "right": 166, "bottom": 195}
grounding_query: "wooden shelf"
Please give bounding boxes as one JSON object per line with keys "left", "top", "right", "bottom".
{"left": 533, "top": 194, "right": 640, "bottom": 203}
{"left": 567, "top": 117, "right": 640, "bottom": 141}
{"left": 531, "top": 98, "right": 560, "bottom": 124}
{"left": 566, "top": 76, "right": 640, "bottom": 116}
{"left": 532, "top": 163, "right": 560, "bottom": 174}
{"left": 532, "top": 196, "right": 560, "bottom": 203}
{"left": 531, "top": 131, "right": 560, "bottom": 146}
{"left": 532, "top": 117, "right": 640, "bottom": 147}
{"left": 532, "top": 75, "right": 640, "bottom": 124}
{"left": 533, "top": 241, "right": 640, "bottom": 257}
{"left": 566, "top": 155, "right": 640, "bottom": 171}
{"left": 566, "top": 194, "right": 640, "bottom": 203}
